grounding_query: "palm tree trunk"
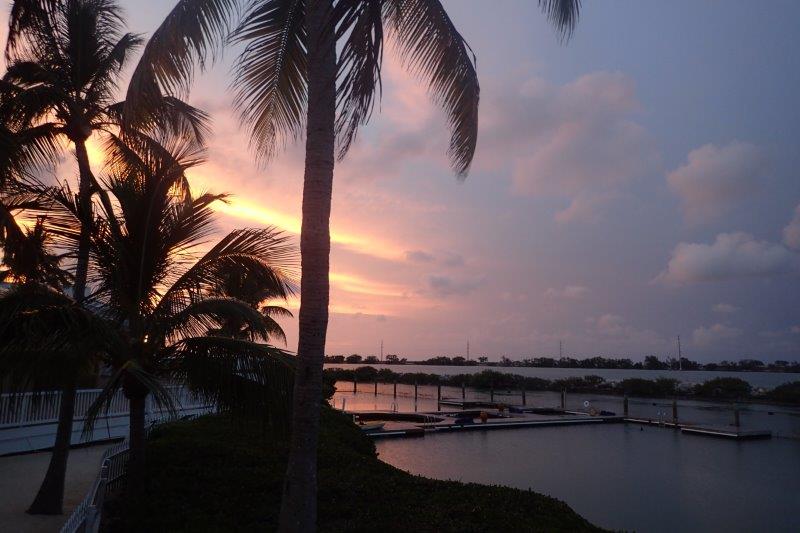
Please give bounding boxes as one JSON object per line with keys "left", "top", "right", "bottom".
{"left": 278, "top": 0, "right": 336, "bottom": 530}
{"left": 73, "top": 140, "right": 93, "bottom": 302}
{"left": 125, "top": 390, "right": 147, "bottom": 501}
{"left": 26, "top": 141, "right": 94, "bottom": 515}
{"left": 26, "top": 380, "right": 76, "bottom": 515}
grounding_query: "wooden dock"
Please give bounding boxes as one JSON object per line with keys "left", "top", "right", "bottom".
{"left": 365, "top": 414, "right": 624, "bottom": 439}
{"left": 348, "top": 408, "right": 773, "bottom": 441}
{"left": 624, "top": 417, "right": 772, "bottom": 440}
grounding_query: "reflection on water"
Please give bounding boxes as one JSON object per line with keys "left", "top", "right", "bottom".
{"left": 332, "top": 386, "right": 800, "bottom": 532}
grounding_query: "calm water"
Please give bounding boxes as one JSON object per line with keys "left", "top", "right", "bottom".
{"left": 325, "top": 363, "right": 799, "bottom": 389}
{"left": 331, "top": 385, "right": 800, "bottom": 532}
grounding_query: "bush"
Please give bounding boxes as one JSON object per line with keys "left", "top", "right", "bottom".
{"left": 693, "top": 377, "right": 751, "bottom": 399}
{"left": 618, "top": 378, "right": 678, "bottom": 397}
{"left": 767, "top": 381, "right": 800, "bottom": 404}
{"left": 104, "top": 409, "right": 603, "bottom": 532}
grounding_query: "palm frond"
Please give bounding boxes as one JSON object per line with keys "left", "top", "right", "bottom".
{"left": 334, "top": 0, "right": 383, "bottom": 159}
{"left": 166, "top": 335, "right": 294, "bottom": 433}
{"left": 154, "top": 296, "right": 278, "bottom": 344}
{"left": 230, "top": 0, "right": 307, "bottom": 163}
{"left": 383, "top": 0, "right": 479, "bottom": 177}
{"left": 153, "top": 227, "right": 297, "bottom": 324}
{"left": 538, "top": 0, "right": 581, "bottom": 42}
{"left": 123, "top": 0, "right": 238, "bottom": 126}
{"left": 82, "top": 360, "right": 177, "bottom": 438}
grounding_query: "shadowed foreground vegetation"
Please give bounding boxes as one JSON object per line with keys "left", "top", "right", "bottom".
{"left": 103, "top": 408, "right": 602, "bottom": 532}
{"left": 325, "top": 367, "right": 800, "bottom": 405}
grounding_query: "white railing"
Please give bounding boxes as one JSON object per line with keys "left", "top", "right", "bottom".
{"left": 0, "top": 386, "right": 209, "bottom": 429}
{"left": 59, "top": 439, "right": 130, "bottom": 533}
{"left": 0, "top": 387, "right": 215, "bottom": 455}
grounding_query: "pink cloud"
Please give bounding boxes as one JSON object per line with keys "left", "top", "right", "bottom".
{"left": 667, "top": 141, "right": 766, "bottom": 224}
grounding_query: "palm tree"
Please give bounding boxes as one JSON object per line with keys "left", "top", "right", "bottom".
{"left": 0, "top": 0, "right": 210, "bottom": 513}
{"left": 123, "top": 0, "right": 580, "bottom": 529}
{"left": 78, "top": 128, "right": 297, "bottom": 497}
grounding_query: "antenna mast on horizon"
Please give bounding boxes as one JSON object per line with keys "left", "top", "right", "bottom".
{"left": 467, "top": 340, "right": 470, "bottom": 361}
{"left": 677, "top": 335, "right": 682, "bottom": 371}
{"left": 380, "top": 339, "right": 384, "bottom": 362}
{"left": 559, "top": 340, "right": 563, "bottom": 359}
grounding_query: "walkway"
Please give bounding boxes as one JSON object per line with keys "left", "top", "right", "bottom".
{"left": 0, "top": 443, "right": 115, "bottom": 533}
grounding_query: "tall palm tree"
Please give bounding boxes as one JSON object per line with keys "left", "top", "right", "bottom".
{"left": 123, "top": 0, "right": 580, "bottom": 529}
{"left": 0, "top": 0, "right": 210, "bottom": 513}
{"left": 78, "top": 128, "right": 297, "bottom": 497}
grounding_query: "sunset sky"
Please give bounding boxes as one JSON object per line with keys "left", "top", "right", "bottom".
{"left": 5, "top": 1, "right": 800, "bottom": 361}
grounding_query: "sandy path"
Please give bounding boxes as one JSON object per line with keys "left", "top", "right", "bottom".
{"left": 0, "top": 443, "right": 115, "bottom": 532}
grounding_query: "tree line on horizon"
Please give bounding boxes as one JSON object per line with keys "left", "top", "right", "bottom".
{"left": 325, "top": 366, "right": 800, "bottom": 404}
{"left": 324, "top": 354, "right": 800, "bottom": 373}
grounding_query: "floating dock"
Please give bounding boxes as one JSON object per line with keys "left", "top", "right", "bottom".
{"left": 624, "top": 417, "right": 772, "bottom": 440}
{"left": 348, "top": 407, "right": 773, "bottom": 441}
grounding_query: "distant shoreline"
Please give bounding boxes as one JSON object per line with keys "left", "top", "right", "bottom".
{"left": 324, "top": 366, "right": 800, "bottom": 405}
{"left": 324, "top": 361, "right": 800, "bottom": 374}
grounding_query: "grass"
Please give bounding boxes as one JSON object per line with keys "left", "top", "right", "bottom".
{"left": 104, "top": 407, "right": 603, "bottom": 532}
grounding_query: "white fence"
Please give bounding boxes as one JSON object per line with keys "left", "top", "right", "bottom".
{"left": 0, "top": 387, "right": 214, "bottom": 455}
{"left": 59, "top": 440, "right": 130, "bottom": 533}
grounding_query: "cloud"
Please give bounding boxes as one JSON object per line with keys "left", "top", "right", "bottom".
{"left": 713, "top": 303, "right": 739, "bottom": 313}
{"left": 585, "top": 314, "right": 666, "bottom": 350}
{"left": 545, "top": 285, "right": 589, "bottom": 300}
{"left": 658, "top": 232, "right": 798, "bottom": 283}
{"left": 692, "top": 323, "right": 741, "bottom": 347}
{"left": 554, "top": 192, "right": 622, "bottom": 224}
{"left": 667, "top": 141, "right": 766, "bottom": 224}
{"left": 405, "top": 250, "right": 465, "bottom": 267}
{"left": 405, "top": 250, "right": 435, "bottom": 263}
{"left": 784, "top": 204, "right": 800, "bottom": 251}
{"left": 481, "top": 72, "right": 658, "bottom": 223}
{"left": 426, "top": 275, "right": 483, "bottom": 297}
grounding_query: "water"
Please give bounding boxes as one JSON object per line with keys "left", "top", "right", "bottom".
{"left": 331, "top": 385, "right": 800, "bottom": 532}
{"left": 325, "top": 363, "right": 799, "bottom": 389}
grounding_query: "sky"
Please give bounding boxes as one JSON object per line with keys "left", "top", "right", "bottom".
{"left": 4, "top": 1, "right": 800, "bottom": 362}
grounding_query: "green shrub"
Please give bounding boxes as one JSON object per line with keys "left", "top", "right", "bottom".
{"left": 693, "top": 377, "right": 751, "bottom": 399}
{"left": 767, "top": 381, "right": 800, "bottom": 404}
{"left": 104, "top": 408, "right": 603, "bottom": 532}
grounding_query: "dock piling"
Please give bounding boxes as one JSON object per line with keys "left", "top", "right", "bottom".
{"left": 437, "top": 384, "right": 441, "bottom": 401}
{"left": 560, "top": 389, "right": 566, "bottom": 409}
{"left": 414, "top": 381, "right": 418, "bottom": 401}
{"left": 462, "top": 382, "right": 466, "bottom": 400}
{"left": 393, "top": 380, "right": 397, "bottom": 398}
{"left": 521, "top": 388, "right": 526, "bottom": 406}
{"left": 672, "top": 398, "right": 678, "bottom": 424}
{"left": 374, "top": 379, "right": 378, "bottom": 396}
{"left": 490, "top": 383, "right": 494, "bottom": 402}
{"left": 623, "top": 395, "right": 629, "bottom": 417}
{"left": 353, "top": 376, "right": 357, "bottom": 394}
{"left": 734, "top": 405, "right": 741, "bottom": 428}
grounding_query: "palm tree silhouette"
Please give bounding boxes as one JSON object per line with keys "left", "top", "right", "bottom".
{"left": 124, "top": 0, "right": 580, "bottom": 528}
{"left": 0, "top": 0, "right": 210, "bottom": 513}
{"left": 80, "top": 126, "right": 297, "bottom": 497}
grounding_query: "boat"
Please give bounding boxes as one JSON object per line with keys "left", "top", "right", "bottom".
{"left": 358, "top": 422, "right": 385, "bottom": 432}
